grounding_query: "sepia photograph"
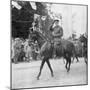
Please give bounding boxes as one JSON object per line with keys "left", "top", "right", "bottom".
{"left": 11, "top": 0, "right": 88, "bottom": 89}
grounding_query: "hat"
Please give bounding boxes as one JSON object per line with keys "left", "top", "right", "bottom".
{"left": 54, "top": 19, "right": 59, "bottom": 22}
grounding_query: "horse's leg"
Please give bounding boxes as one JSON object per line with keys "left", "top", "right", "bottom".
{"left": 84, "top": 57, "right": 87, "bottom": 64}
{"left": 37, "top": 58, "right": 45, "bottom": 80}
{"left": 67, "top": 57, "right": 71, "bottom": 72}
{"left": 65, "top": 55, "right": 71, "bottom": 72}
{"left": 72, "top": 56, "right": 75, "bottom": 63}
{"left": 76, "top": 56, "right": 79, "bottom": 62}
{"left": 65, "top": 58, "right": 68, "bottom": 70}
{"left": 46, "top": 59, "right": 54, "bottom": 77}
{"left": 63, "top": 58, "right": 65, "bottom": 64}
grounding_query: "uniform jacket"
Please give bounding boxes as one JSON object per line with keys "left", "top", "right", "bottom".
{"left": 50, "top": 25, "right": 63, "bottom": 39}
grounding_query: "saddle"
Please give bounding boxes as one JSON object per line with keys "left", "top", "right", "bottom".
{"left": 54, "top": 39, "right": 62, "bottom": 47}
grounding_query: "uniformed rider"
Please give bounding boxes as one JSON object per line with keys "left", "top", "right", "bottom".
{"left": 50, "top": 20, "right": 63, "bottom": 58}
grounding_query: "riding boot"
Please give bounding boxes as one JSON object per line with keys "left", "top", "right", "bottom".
{"left": 53, "top": 44, "right": 56, "bottom": 59}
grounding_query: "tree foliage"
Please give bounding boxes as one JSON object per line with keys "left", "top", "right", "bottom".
{"left": 12, "top": 1, "right": 47, "bottom": 39}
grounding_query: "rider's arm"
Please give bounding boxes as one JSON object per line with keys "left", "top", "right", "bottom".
{"left": 50, "top": 25, "right": 53, "bottom": 32}
{"left": 59, "top": 27, "right": 63, "bottom": 37}
{"left": 52, "top": 27, "right": 63, "bottom": 37}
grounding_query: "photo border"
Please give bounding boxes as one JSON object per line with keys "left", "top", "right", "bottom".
{"left": 10, "top": 0, "right": 88, "bottom": 89}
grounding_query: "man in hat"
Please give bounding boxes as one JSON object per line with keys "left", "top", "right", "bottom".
{"left": 50, "top": 20, "right": 63, "bottom": 58}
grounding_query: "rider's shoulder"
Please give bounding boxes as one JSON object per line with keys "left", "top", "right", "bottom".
{"left": 56, "top": 25, "right": 63, "bottom": 29}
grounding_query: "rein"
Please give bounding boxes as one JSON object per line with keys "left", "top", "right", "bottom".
{"left": 37, "top": 30, "right": 52, "bottom": 43}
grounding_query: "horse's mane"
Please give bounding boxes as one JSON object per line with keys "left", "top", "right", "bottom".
{"left": 30, "top": 30, "right": 47, "bottom": 48}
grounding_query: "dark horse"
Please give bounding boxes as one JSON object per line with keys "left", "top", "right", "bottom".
{"left": 29, "top": 30, "right": 75, "bottom": 80}
{"left": 79, "top": 34, "right": 88, "bottom": 64}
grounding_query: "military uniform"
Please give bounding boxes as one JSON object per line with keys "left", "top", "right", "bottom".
{"left": 50, "top": 24, "right": 63, "bottom": 58}
{"left": 50, "top": 25, "right": 63, "bottom": 44}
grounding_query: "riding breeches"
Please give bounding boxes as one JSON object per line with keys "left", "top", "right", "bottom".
{"left": 52, "top": 39, "right": 61, "bottom": 58}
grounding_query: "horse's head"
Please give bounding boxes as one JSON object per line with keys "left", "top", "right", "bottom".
{"left": 79, "top": 34, "right": 87, "bottom": 42}
{"left": 29, "top": 30, "right": 47, "bottom": 48}
{"left": 79, "top": 34, "right": 87, "bottom": 48}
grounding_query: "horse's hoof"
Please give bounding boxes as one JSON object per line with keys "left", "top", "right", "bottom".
{"left": 67, "top": 68, "right": 70, "bottom": 72}
{"left": 76, "top": 61, "right": 79, "bottom": 63}
{"left": 37, "top": 77, "right": 39, "bottom": 80}
{"left": 37, "top": 76, "right": 40, "bottom": 80}
{"left": 14, "top": 62, "right": 18, "bottom": 64}
{"left": 51, "top": 73, "right": 54, "bottom": 77}
{"left": 67, "top": 70, "right": 69, "bottom": 72}
{"left": 65, "top": 66, "right": 67, "bottom": 69}
{"left": 27, "top": 60, "right": 30, "bottom": 62}
{"left": 85, "top": 61, "right": 87, "bottom": 64}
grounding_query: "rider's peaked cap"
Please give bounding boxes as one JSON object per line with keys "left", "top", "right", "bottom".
{"left": 54, "top": 19, "right": 59, "bottom": 22}
{"left": 52, "top": 19, "right": 59, "bottom": 24}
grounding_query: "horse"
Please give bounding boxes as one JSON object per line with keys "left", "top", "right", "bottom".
{"left": 72, "top": 40, "right": 83, "bottom": 63}
{"left": 79, "top": 34, "right": 87, "bottom": 64}
{"left": 29, "top": 30, "right": 75, "bottom": 80}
